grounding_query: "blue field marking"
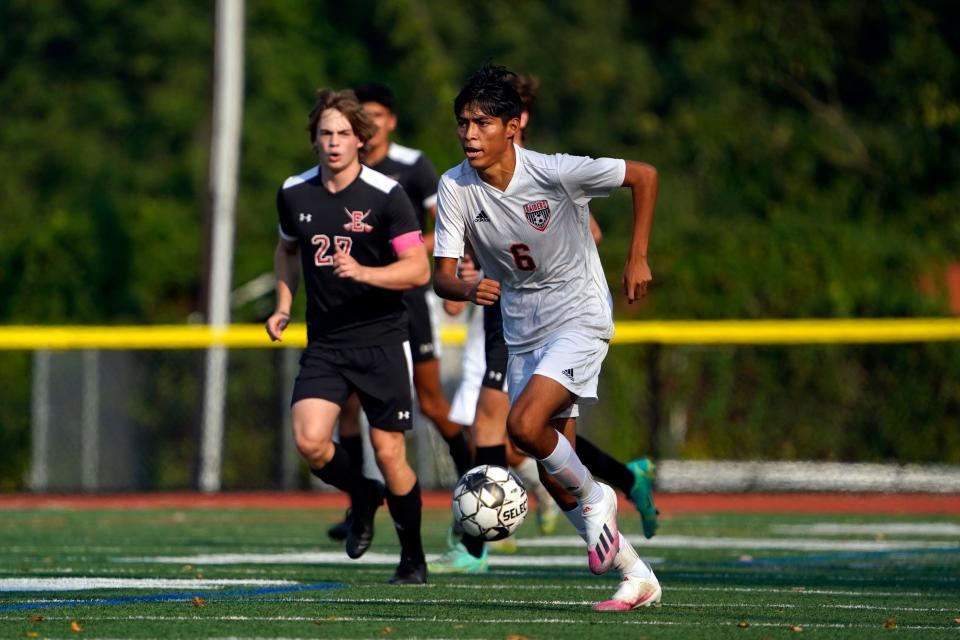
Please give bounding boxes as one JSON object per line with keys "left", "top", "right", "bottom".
{"left": 0, "top": 582, "right": 345, "bottom": 612}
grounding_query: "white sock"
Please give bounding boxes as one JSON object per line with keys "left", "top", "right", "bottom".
{"left": 538, "top": 433, "right": 603, "bottom": 504}
{"left": 562, "top": 506, "right": 587, "bottom": 541}
{"left": 512, "top": 457, "right": 552, "bottom": 509}
{"left": 614, "top": 534, "right": 653, "bottom": 580}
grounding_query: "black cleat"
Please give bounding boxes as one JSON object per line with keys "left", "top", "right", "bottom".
{"left": 327, "top": 509, "right": 351, "bottom": 542}
{"left": 345, "top": 503, "right": 376, "bottom": 559}
{"left": 388, "top": 556, "right": 427, "bottom": 585}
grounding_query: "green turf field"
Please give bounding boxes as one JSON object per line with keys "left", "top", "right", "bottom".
{"left": 1, "top": 501, "right": 958, "bottom": 639}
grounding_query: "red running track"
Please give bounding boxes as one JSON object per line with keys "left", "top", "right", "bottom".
{"left": 0, "top": 492, "right": 957, "bottom": 514}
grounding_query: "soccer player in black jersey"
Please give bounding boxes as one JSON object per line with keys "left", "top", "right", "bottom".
{"left": 326, "top": 83, "right": 473, "bottom": 543}
{"left": 266, "top": 88, "right": 429, "bottom": 584}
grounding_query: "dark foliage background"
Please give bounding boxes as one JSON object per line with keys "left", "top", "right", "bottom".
{"left": 2, "top": 0, "right": 958, "bottom": 488}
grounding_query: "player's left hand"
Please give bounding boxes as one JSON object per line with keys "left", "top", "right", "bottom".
{"left": 333, "top": 243, "right": 366, "bottom": 283}
{"left": 622, "top": 255, "right": 652, "bottom": 304}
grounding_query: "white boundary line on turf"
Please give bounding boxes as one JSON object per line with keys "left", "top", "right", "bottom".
{"left": 518, "top": 534, "right": 960, "bottom": 551}
{"left": 0, "top": 577, "right": 296, "bottom": 592}
{"left": 275, "top": 596, "right": 959, "bottom": 613}
{"left": 773, "top": 522, "right": 960, "bottom": 536}
{"left": 416, "top": 583, "right": 937, "bottom": 598}
{"left": 113, "top": 551, "right": 661, "bottom": 567}
{"left": 1, "top": 614, "right": 955, "bottom": 632}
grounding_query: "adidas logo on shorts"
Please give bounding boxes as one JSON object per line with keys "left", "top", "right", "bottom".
{"left": 562, "top": 368, "right": 575, "bottom": 381}
{"left": 474, "top": 210, "right": 490, "bottom": 223}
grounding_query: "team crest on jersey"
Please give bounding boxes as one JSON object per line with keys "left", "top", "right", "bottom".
{"left": 343, "top": 208, "right": 374, "bottom": 232}
{"left": 523, "top": 200, "right": 551, "bottom": 231}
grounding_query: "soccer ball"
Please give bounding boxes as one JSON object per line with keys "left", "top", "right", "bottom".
{"left": 452, "top": 464, "right": 528, "bottom": 541}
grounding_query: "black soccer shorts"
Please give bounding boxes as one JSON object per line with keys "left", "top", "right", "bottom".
{"left": 292, "top": 342, "right": 414, "bottom": 431}
{"left": 403, "top": 286, "right": 438, "bottom": 364}
{"left": 482, "top": 300, "right": 508, "bottom": 392}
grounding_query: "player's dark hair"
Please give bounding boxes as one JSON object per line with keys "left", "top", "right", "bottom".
{"left": 454, "top": 62, "right": 522, "bottom": 124}
{"left": 307, "top": 88, "right": 378, "bottom": 161}
{"left": 353, "top": 82, "right": 396, "bottom": 112}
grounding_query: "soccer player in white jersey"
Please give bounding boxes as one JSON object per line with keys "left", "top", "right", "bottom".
{"left": 433, "top": 63, "right": 662, "bottom": 610}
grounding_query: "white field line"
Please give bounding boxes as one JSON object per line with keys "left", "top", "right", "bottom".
{"left": 0, "top": 614, "right": 955, "bottom": 632}
{"left": 773, "top": 522, "right": 960, "bottom": 536}
{"left": 519, "top": 534, "right": 960, "bottom": 551}
{"left": 26, "top": 531, "right": 960, "bottom": 567}
{"left": 275, "top": 596, "right": 960, "bottom": 613}
{"left": 115, "top": 532, "right": 960, "bottom": 567}
{"left": 413, "top": 583, "right": 939, "bottom": 598}
{"left": 0, "top": 578, "right": 296, "bottom": 592}
{"left": 13, "top": 583, "right": 928, "bottom": 601}
{"left": 113, "top": 551, "right": 621, "bottom": 567}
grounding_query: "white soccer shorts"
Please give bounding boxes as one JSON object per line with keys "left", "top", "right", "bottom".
{"left": 507, "top": 329, "right": 609, "bottom": 419}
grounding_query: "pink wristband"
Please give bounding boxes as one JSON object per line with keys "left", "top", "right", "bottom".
{"left": 391, "top": 230, "right": 424, "bottom": 254}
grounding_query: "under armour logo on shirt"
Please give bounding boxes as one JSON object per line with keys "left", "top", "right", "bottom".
{"left": 299, "top": 213, "right": 312, "bottom": 222}
{"left": 562, "top": 368, "right": 575, "bottom": 381}
{"left": 474, "top": 210, "right": 490, "bottom": 223}
{"left": 397, "top": 410, "right": 411, "bottom": 420}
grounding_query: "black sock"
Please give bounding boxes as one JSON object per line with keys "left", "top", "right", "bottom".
{"left": 385, "top": 482, "right": 424, "bottom": 563}
{"left": 474, "top": 444, "right": 507, "bottom": 468}
{"left": 444, "top": 431, "right": 473, "bottom": 477}
{"left": 575, "top": 436, "right": 634, "bottom": 494}
{"left": 339, "top": 434, "right": 364, "bottom": 468}
{"left": 311, "top": 442, "right": 363, "bottom": 496}
{"left": 462, "top": 533, "right": 486, "bottom": 558}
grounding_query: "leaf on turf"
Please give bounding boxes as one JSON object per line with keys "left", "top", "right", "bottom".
{"left": 182, "top": 564, "right": 193, "bottom": 572}
{"left": 29, "top": 615, "right": 43, "bottom": 622}
{"left": 788, "top": 624, "right": 803, "bottom": 632}
{"left": 382, "top": 627, "right": 394, "bottom": 635}
{"left": 505, "top": 635, "right": 531, "bottom": 640}
{"left": 453, "top": 625, "right": 464, "bottom": 629}
{"left": 953, "top": 618, "right": 960, "bottom": 624}
{"left": 882, "top": 619, "right": 897, "bottom": 629}
{"left": 737, "top": 621, "right": 750, "bottom": 628}
{"left": 26, "top": 632, "right": 39, "bottom": 638}
{"left": 70, "top": 621, "right": 83, "bottom": 632}
{"left": 192, "top": 596, "right": 205, "bottom": 608}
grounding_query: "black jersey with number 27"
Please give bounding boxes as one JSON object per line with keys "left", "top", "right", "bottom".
{"left": 277, "top": 165, "right": 421, "bottom": 347}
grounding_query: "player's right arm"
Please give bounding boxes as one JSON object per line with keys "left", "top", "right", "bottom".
{"left": 432, "top": 174, "right": 500, "bottom": 305}
{"left": 266, "top": 237, "right": 300, "bottom": 342}
{"left": 433, "top": 257, "right": 500, "bottom": 305}
{"left": 442, "top": 252, "right": 480, "bottom": 316}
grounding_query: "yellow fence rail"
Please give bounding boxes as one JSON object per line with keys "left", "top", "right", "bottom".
{"left": 1, "top": 318, "right": 959, "bottom": 350}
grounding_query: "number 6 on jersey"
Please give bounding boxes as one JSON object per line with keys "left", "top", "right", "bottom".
{"left": 509, "top": 243, "right": 536, "bottom": 271}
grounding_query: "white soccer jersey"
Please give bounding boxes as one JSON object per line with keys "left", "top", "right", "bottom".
{"left": 434, "top": 146, "right": 624, "bottom": 351}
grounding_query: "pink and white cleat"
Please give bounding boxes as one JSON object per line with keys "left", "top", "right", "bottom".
{"left": 582, "top": 482, "right": 620, "bottom": 575}
{"left": 593, "top": 574, "right": 662, "bottom": 612}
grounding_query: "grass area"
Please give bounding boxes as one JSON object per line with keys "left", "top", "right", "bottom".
{"left": 1, "top": 501, "right": 958, "bottom": 639}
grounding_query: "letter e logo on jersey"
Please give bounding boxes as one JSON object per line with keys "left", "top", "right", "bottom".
{"left": 343, "top": 208, "right": 374, "bottom": 232}
{"left": 522, "top": 200, "right": 551, "bottom": 231}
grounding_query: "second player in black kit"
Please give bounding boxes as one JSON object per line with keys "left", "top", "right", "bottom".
{"left": 266, "top": 88, "right": 430, "bottom": 585}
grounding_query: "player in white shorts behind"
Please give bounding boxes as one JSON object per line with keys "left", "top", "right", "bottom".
{"left": 433, "top": 63, "right": 663, "bottom": 611}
